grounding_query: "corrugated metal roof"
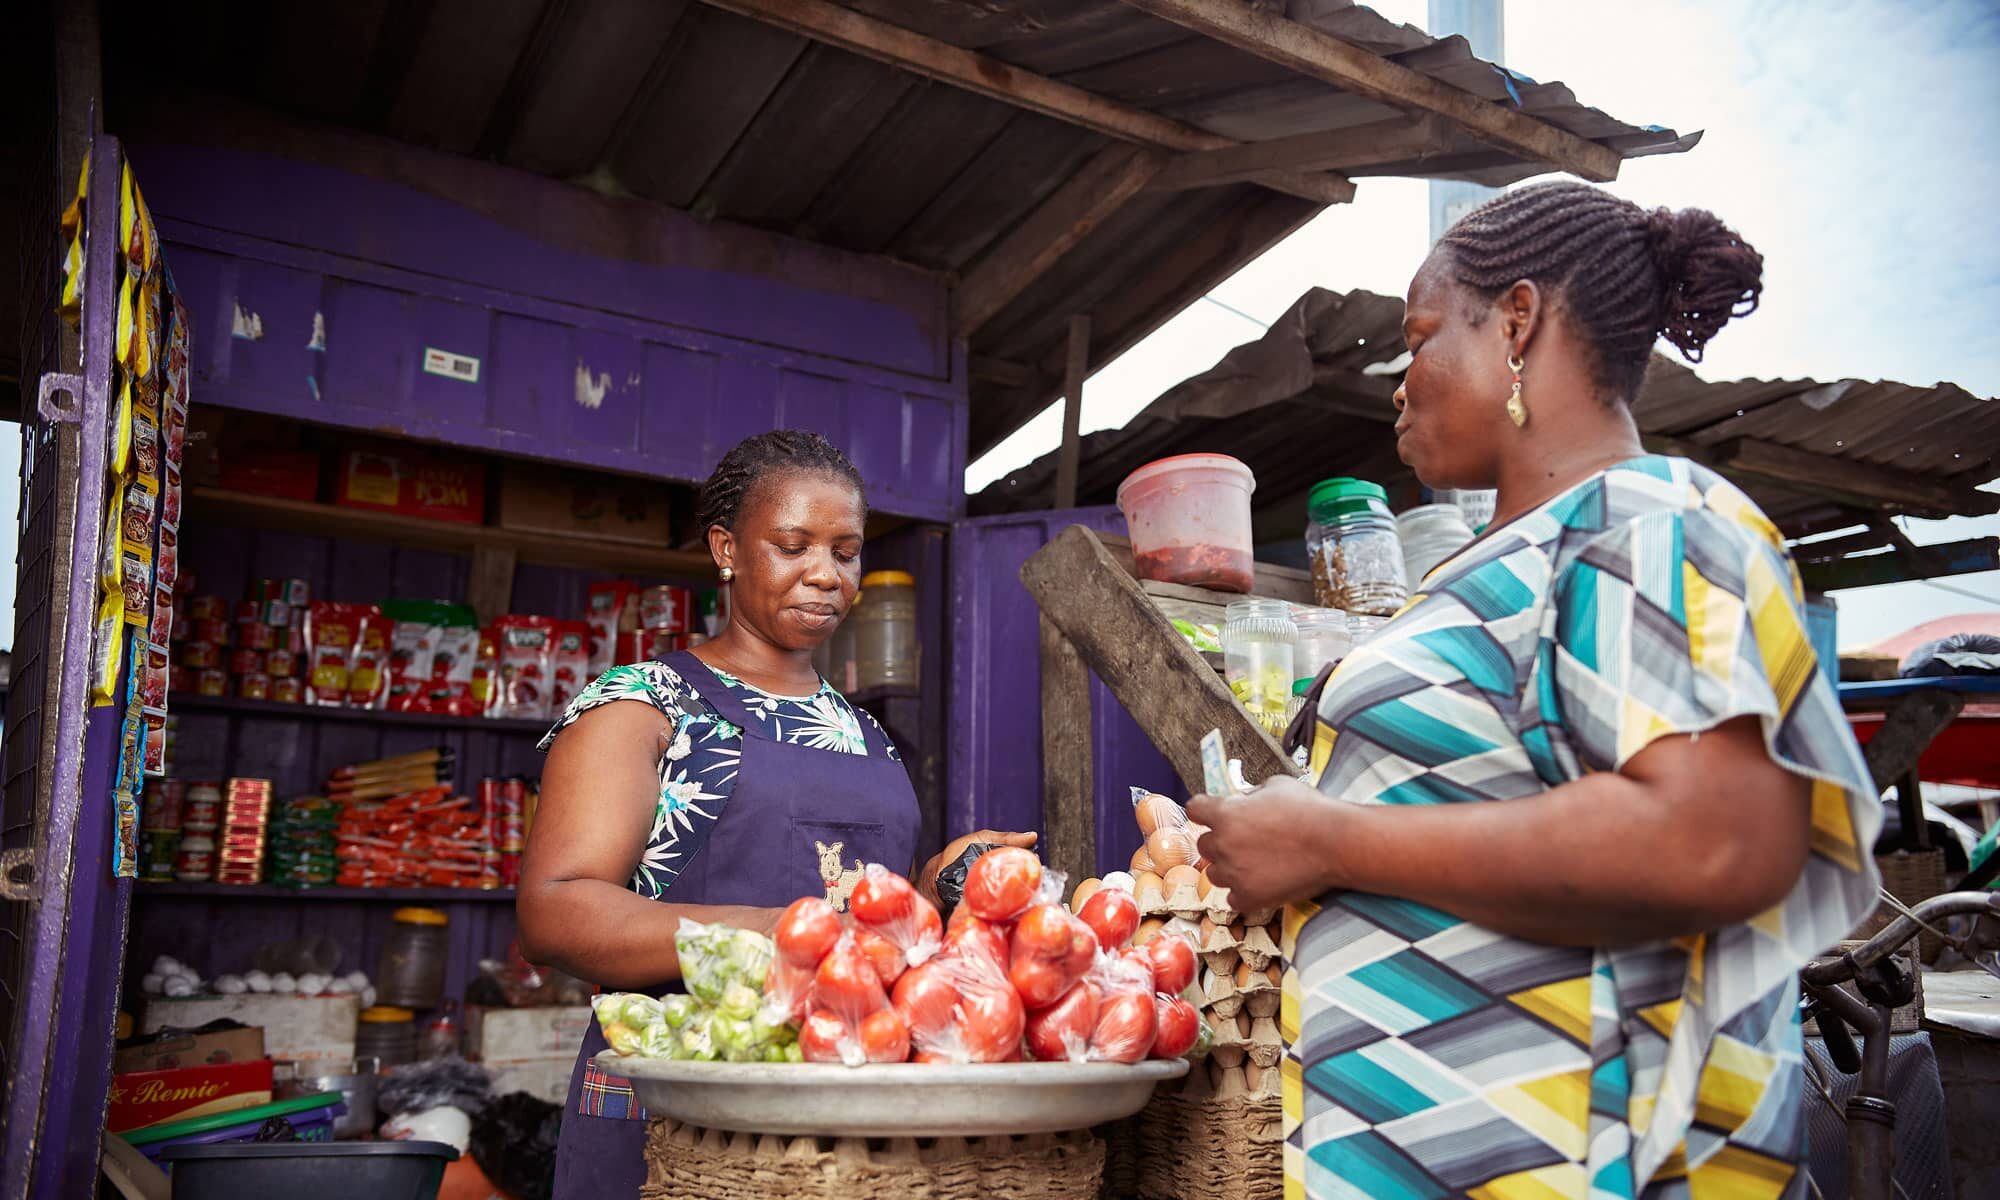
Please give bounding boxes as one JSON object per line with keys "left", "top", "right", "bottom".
{"left": 94, "top": 0, "right": 1697, "bottom": 458}
{"left": 973, "top": 286, "right": 2000, "bottom": 547}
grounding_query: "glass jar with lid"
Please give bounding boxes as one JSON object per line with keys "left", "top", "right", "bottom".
{"left": 355, "top": 1006, "right": 418, "bottom": 1068}
{"left": 1305, "top": 478, "right": 1408, "bottom": 616}
{"left": 376, "top": 907, "right": 449, "bottom": 1009}
{"left": 850, "top": 570, "right": 918, "bottom": 693}
{"left": 1395, "top": 503, "right": 1476, "bottom": 590}
{"left": 1222, "top": 598, "right": 1297, "bottom": 735}
{"left": 1289, "top": 606, "right": 1351, "bottom": 684}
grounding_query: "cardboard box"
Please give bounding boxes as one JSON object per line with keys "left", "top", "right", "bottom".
{"left": 107, "top": 1057, "right": 273, "bottom": 1133}
{"left": 335, "top": 447, "right": 485, "bottom": 524}
{"left": 484, "top": 1057, "right": 575, "bottom": 1106}
{"left": 143, "top": 995, "right": 359, "bottom": 1067}
{"left": 466, "top": 1005, "right": 593, "bottom": 1063}
{"left": 115, "top": 1024, "right": 265, "bottom": 1074}
{"left": 219, "top": 451, "right": 321, "bottom": 503}
{"left": 496, "top": 465, "right": 671, "bottom": 546}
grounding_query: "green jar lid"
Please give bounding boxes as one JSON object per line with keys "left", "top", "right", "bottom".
{"left": 1308, "top": 478, "right": 1391, "bottom": 523}
{"left": 1292, "top": 677, "right": 1317, "bottom": 697}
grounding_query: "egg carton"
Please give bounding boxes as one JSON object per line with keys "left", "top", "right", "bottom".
{"left": 1197, "top": 1059, "right": 1281, "bottom": 1101}
{"left": 1133, "top": 882, "right": 1275, "bottom": 931}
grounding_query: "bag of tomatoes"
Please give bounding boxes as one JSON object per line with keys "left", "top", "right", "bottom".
{"left": 960, "top": 845, "right": 1065, "bottom": 923}
{"left": 894, "top": 922, "right": 1026, "bottom": 1064}
{"left": 1082, "top": 949, "right": 1159, "bottom": 1063}
{"left": 849, "top": 864, "right": 943, "bottom": 970}
{"left": 763, "top": 896, "right": 843, "bottom": 1026}
{"left": 799, "top": 931, "right": 911, "bottom": 1066}
{"left": 1007, "top": 903, "right": 1099, "bottom": 1011}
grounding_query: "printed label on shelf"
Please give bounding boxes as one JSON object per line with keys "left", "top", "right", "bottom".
{"left": 422, "top": 347, "right": 481, "bottom": 383}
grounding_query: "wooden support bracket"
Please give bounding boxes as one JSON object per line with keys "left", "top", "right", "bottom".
{"left": 1039, "top": 613, "right": 1095, "bottom": 888}
{"left": 1021, "top": 525, "right": 1295, "bottom": 797}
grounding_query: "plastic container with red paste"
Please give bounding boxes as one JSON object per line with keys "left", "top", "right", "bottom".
{"left": 1115, "top": 454, "right": 1258, "bottom": 594}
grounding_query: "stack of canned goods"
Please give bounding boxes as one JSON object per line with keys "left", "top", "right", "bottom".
{"left": 172, "top": 780, "right": 222, "bottom": 881}
{"left": 479, "top": 776, "right": 530, "bottom": 888}
{"left": 214, "top": 778, "right": 273, "bottom": 885}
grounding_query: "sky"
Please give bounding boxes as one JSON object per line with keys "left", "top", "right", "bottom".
{"left": 965, "top": 0, "right": 2000, "bottom": 650}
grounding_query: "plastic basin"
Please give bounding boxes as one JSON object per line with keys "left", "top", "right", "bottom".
{"left": 120, "top": 1091, "right": 347, "bottom": 1166}
{"left": 1116, "top": 454, "right": 1257, "bottom": 594}
{"left": 158, "top": 1140, "right": 458, "bottom": 1200}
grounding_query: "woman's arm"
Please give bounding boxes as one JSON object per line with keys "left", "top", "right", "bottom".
{"left": 1190, "top": 716, "right": 1812, "bottom": 947}
{"left": 915, "top": 830, "right": 1039, "bottom": 910}
{"left": 518, "top": 703, "right": 783, "bottom": 989}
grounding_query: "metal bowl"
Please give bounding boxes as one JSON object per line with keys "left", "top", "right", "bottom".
{"left": 601, "top": 1054, "right": 1188, "bottom": 1137}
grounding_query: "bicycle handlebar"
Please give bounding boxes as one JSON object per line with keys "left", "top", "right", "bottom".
{"left": 1801, "top": 891, "right": 1999, "bottom": 987}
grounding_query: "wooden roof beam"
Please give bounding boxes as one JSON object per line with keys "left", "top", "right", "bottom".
{"left": 696, "top": 0, "right": 1354, "bottom": 204}
{"left": 1120, "top": 0, "right": 1623, "bottom": 182}
{"left": 1151, "top": 115, "right": 1450, "bottom": 192}
{"left": 1716, "top": 438, "right": 2000, "bottom": 517}
{"left": 956, "top": 145, "right": 1165, "bottom": 336}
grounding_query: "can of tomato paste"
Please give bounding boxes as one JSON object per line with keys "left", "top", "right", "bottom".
{"left": 498, "top": 778, "right": 527, "bottom": 853}
{"left": 639, "top": 586, "right": 692, "bottom": 634}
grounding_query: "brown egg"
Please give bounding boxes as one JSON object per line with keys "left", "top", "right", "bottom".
{"left": 1163, "top": 865, "right": 1202, "bottom": 894}
{"left": 1132, "top": 870, "right": 1167, "bottom": 910}
{"left": 1195, "top": 867, "right": 1214, "bottom": 899}
{"left": 1147, "top": 827, "right": 1198, "bottom": 870}
{"left": 1134, "top": 794, "right": 1185, "bottom": 837}
{"left": 1129, "top": 845, "right": 1157, "bottom": 875}
{"left": 1133, "top": 917, "right": 1168, "bottom": 945}
{"left": 1071, "top": 878, "right": 1103, "bottom": 911}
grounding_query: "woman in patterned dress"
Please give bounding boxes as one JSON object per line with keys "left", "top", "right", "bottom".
{"left": 521, "top": 430, "right": 1033, "bottom": 1197}
{"left": 1191, "top": 183, "right": 1880, "bottom": 1200}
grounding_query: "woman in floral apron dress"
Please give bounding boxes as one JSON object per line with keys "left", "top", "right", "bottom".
{"left": 520, "top": 431, "right": 1034, "bottom": 1197}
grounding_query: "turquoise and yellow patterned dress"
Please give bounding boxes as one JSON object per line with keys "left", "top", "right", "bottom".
{"left": 1285, "top": 457, "right": 1880, "bottom": 1200}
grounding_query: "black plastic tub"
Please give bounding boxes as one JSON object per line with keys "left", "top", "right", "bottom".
{"left": 159, "top": 1140, "right": 458, "bottom": 1199}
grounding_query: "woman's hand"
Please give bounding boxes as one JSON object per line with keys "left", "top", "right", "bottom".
{"left": 918, "top": 830, "right": 1039, "bottom": 908}
{"left": 1188, "top": 777, "right": 1348, "bottom": 913}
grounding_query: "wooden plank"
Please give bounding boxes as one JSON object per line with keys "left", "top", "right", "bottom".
{"left": 957, "top": 149, "right": 1162, "bottom": 335}
{"left": 1797, "top": 537, "right": 1999, "bottom": 593}
{"left": 1717, "top": 438, "right": 2000, "bottom": 518}
{"left": 1860, "top": 689, "right": 1965, "bottom": 793}
{"left": 1054, "top": 315, "right": 1092, "bottom": 508}
{"left": 1039, "top": 614, "right": 1095, "bottom": 888}
{"left": 1021, "top": 526, "right": 1296, "bottom": 795}
{"left": 696, "top": 0, "right": 1353, "bottom": 203}
{"left": 1118, "top": 0, "right": 1623, "bottom": 182}
{"left": 1149, "top": 115, "right": 1442, "bottom": 193}
{"left": 466, "top": 543, "right": 518, "bottom": 627}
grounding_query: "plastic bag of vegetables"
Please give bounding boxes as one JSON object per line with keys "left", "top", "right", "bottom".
{"left": 677, "top": 917, "right": 774, "bottom": 1012}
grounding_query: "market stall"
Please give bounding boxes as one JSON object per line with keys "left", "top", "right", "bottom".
{"left": 6, "top": 1, "right": 1708, "bottom": 1194}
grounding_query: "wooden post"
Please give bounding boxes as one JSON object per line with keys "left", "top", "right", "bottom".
{"left": 1022, "top": 525, "right": 1295, "bottom": 795}
{"left": 1055, "top": 315, "right": 1090, "bottom": 510}
{"left": 1039, "top": 613, "right": 1095, "bottom": 887}
{"left": 467, "top": 543, "right": 518, "bottom": 627}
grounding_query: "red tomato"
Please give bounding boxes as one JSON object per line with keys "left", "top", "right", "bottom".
{"left": 764, "top": 959, "right": 813, "bottom": 1024}
{"left": 1088, "top": 992, "right": 1158, "bottom": 1063}
{"left": 892, "top": 959, "right": 961, "bottom": 1043}
{"left": 1011, "top": 904, "right": 1073, "bottom": 961}
{"left": 1150, "top": 995, "right": 1201, "bottom": 1059}
{"left": 956, "top": 982, "right": 1026, "bottom": 1063}
{"left": 1077, "top": 889, "right": 1140, "bottom": 951}
{"left": 854, "top": 927, "right": 907, "bottom": 988}
{"left": 943, "top": 914, "right": 1011, "bottom": 972}
{"left": 799, "top": 1010, "right": 851, "bottom": 1064}
{"left": 811, "top": 935, "right": 889, "bottom": 1020}
{"left": 773, "top": 896, "right": 842, "bottom": 969}
{"left": 908, "top": 897, "right": 944, "bottom": 959}
{"left": 861, "top": 1007, "right": 912, "bottom": 1063}
{"left": 1064, "top": 921, "right": 1101, "bottom": 980}
{"left": 1115, "top": 947, "right": 1156, "bottom": 994}
{"left": 850, "top": 866, "right": 916, "bottom": 926}
{"left": 1026, "top": 981, "right": 1100, "bottom": 1062}
{"left": 1009, "top": 955, "right": 1075, "bottom": 1011}
{"left": 912, "top": 1050, "right": 949, "bottom": 1065}
{"left": 1144, "top": 933, "right": 1197, "bottom": 997}
{"left": 963, "top": 847, "right": 1042, "bottom": 922}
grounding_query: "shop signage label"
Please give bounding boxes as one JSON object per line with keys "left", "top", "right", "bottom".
{"left": 422, "top": 346, "right": 481, "bottom": 383}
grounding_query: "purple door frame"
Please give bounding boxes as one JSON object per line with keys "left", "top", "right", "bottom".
{"left": 2, "top": 130, "right": 134, "bottom": 1197}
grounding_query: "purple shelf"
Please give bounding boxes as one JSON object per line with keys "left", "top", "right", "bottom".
{"left": 169, "top": 692, "right": 552, "bottom": 737}
{"left": 138, "top": 883, "right": 516, "bottom": 903}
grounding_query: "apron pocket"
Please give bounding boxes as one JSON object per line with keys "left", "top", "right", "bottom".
{"left": 795, "top": 819, "right": 888, "bottom": 914}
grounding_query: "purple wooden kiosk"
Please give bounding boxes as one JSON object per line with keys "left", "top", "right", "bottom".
{"left": 4, "top": 2, "right": 1696, "bottom": 1189}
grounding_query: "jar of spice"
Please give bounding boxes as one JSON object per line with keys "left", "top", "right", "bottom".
{"left": 1289, "top": 606, "right": 1352, "bottom": 684}
{"left": 355, "top": 1006, "right": 418, "bottom": 1068}
{"left": 1305, "top": 479, "right": 1407, "bottom": 616}
{"left": 376, "top": 907, "right": 449, "bottom": 1009}
{"left": 1222, "top": 599, "right": 1298, "bottom": 735}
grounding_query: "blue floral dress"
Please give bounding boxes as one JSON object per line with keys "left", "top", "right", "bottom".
{"left": 538, "top": 661, "right": 900, "bottom": 899}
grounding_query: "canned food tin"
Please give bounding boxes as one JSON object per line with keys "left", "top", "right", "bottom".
{"left": 499, "top": 778, "right": 527, "bottom": 852}
{"left": 196, "top": 669, "right": 229, "bottom": 696}
{"left": 237, "top": 621, "right": 276, "bottom": 651}
{"left": 261, "top": 600, "right": 291, "bottom": 627}
{"left": 229, "top": 648, "right": 264, "bottom": 676}
{"left": 175, "top": 834, "right": 216, "bottom": 881}
{"left": 271, "top": 677, "right": 304, "bottom": 704}
{"left": 142, "top": 780, "right": 186, "bottom": 830}
{"left": 191, "top": 619, "right": 230, "bottom": 645}
{"left": 639, "top": 586, "right": 693, "bottom": 634}
{"left": 140, "top": 829, "right": 181, "bottom": 881}
{"left": 188, "top": 595, "right": 227, "bottom": 622}
{"left": 267, "top": 649, "right": 298, "bottom": 678}
{"left": 237, "top": 672, "right": 272, "bottom": 701}
{"left": 282, "top": 579, "right": 311, "bottom": 609}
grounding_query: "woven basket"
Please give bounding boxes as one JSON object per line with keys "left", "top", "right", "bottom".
{"left": 640, "top": 1118, "right": 1104, "bottom": 1200}
{"left": 1101, "top": 1083, "right": 1282, "bottom": 1200}
{"left": 1856, "top": 848, "right": 1949, "bottom": 963}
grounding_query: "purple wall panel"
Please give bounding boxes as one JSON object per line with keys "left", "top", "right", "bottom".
{"left": 128, "top": 138, "right": 968, "bottom": 520}
{"left": 945, "top": 510, "right": 1181, "bottom": 876}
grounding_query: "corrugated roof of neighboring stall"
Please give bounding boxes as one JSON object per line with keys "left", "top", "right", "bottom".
{"left": 93, "top": 0, "right": 1698, "bottom": 457}
{"left": 972, "top": 287, "right": 2000, "bottom": 557}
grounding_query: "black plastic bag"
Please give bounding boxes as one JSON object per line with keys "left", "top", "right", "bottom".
{"left": 1901, "top": 633, "right": 2000, "bottom": 678}
{"left": 377, "top": 1055, "right": 492, "bottom": 1118}
{"left": 471, "top": 1092, "right": 561, "bottom": 1200}
{"left": 252, "top": 1116, "right": 299, "bottom": 1142}
{"left": 934, "top": 842, "right": 1001, "bottom": 920}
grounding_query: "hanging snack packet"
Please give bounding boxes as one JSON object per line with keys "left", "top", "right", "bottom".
{"left": 305, "top": 602, "right": 379, "bottom": 707}
{"left": 428, "top": 604, "right": 483, "bottom": 717}
{"left": 469, "top": 632, "right": 499, "bottom": 717}
{"left": 347, "top": 614, "right": 393, "bottom": 709}
{"left": 490, "top": 615, "right": 559, "bottom": 721}
{"left": 585, "top": 581, "right": 638, "bottom": 676}
{"left": 548, "top": 621, "right": 591, "bottom": 714}
{"left": 383, "top": 600, "right": 444, "bottom": 713}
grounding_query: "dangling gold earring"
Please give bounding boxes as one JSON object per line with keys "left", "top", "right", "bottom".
{"left": 719, "top": 566, "right": 734, "bottom": 583}
{"left": 1506, "top": 353, "right": 1528, "bottom": 428}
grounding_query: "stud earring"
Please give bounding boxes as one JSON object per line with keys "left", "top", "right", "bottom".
{"left": 1506, "top": 353, "right": 1528, "bottom": 428}
{"left": 719, "top": 566, "right": 734, "bottom": 583}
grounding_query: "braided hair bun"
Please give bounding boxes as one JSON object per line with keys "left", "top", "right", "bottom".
{"left": 1439, "top": 181, "right": 1764, "bottom": 399}
{"left": 696, "top": 430, "right": 867, "bottom": 534}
